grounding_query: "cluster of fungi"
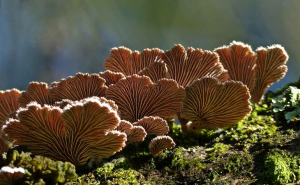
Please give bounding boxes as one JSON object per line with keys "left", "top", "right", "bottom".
{"left": 0, "top": 41, "right": 288, "bottom": 169}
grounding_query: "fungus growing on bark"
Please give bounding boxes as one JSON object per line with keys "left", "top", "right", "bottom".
{"left": 99, "top": 70, "right": 126, "bottom": 86}
{"left": 0, "top": 166, "right": 25, "bottom": 185}
{"left": 104, "top": 47, "right": 164, "bottom": 76}
{"left": 149, "top": 136, "right": 175, "bottom": 156}
{"left": 106, "top": 75, "right": 185, "bottom": 123}
{"left": 3, "top": 97, "right": 126, "bottom": 166}
{"left": 251, "top": 45, "right": 288, "bottom": 103}
{"left": 126, "top": 126, "right": 147, "bottom": 144}
{"left": 214, "top": 41, "right": 257, "bottom": 91}
{"left": 161, "top": 44, "right": 229, "bottom": 87}
{"left": 133, "top": 116, "right": 169, "bottom": 136}
{"left": 180, "top": 77, "right": 251, "bottom": 132}
{"left": 18, "top": 82, "right": 55, "bottom": 107}
{"left": 49, "top": 73, "right": 107, "bottom": 102}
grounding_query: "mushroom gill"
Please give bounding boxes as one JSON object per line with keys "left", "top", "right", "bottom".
{"left": 181, "top": 77, "right": 251, "bottom": 132}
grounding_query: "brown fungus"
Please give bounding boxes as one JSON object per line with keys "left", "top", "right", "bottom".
{"left": 126, "top": 126, "right": 147, "bottom": 144}
{"left": 161, "top": 44, "right": 229, "bottom": 87}
{"left": 251, "top": 45, "right": 288, "bottom": 103}
{"left": 18, "top": 82, "right": 55, "bottom": 107}
{"left": 106, "top": 75, "right": 185, "bottom": 123}
{"left": 0, "top": 166, "right": 25, "bottom": 185}
{"left": 133, "top": 116, "right": 169, "bottom": 136}
{"left": 49, "top": 73, "right": 107, "bottom": 102}
{"left": 114, "top": 120, "right": 133, "bottom": 135}
{"left": 181, "top": 77, "right": 251, "bottom": 132}
{"left": 149, "top": 136, "right": 175, "bottom": 156}
{"left": 0, "top": 89, "right": 21, "bottom": 124}
{"left": 104, "top": 47, "right": 164, "bottom": 76}
{"left": 214, "top": 41, "right": 257, "bottom": 91}
{"left": 99, "top": 70, "right": 126, "bottom": 86}
{"left": 3, "top": 97, "right": 126, "bottom": 166}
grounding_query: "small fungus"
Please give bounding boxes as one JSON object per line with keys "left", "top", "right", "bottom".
{"left": 3, "top": 97, "right": 126, "bottom": 166}
{"left": 99, "top": 70, "right": 126, "bottom": 86}
{"left": 181, "top": 77, "right": 251, "bottom": 132}
{"left": 138, "top": 61, "right": 169, "bottom": 83}
{"left": 251, "top": 45, "right": 289, "bottom": 103}
{"left": 49, "top": 73, "right": 107, "bottom": 102}
{"left": 114, "top": 120, "right": 133, "bottom": 135}
{"left": 104, "top": 47, "right": 164, "bottom": 76}
{"left": 214, "top": 41, "right": 257, "bottom": 92}
{"left": 126, "top": 126, "right": 147, "bottom": 144}
{"left": 149, "top": 135, "right": 176, "bottom": 156}
{"left": 133, "top": 116, "right": 169, "bottom": 136}
{"left": 161, "top": 44, "right": 229, "bottom": 87}
{"left": 18, "top": 82, "right": 55, "bottom": 107}
{"left": 106, "top": 75, "right": 185, "bottom": 123}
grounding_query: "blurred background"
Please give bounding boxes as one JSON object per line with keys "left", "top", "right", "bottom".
{"left": 0, "top": 0, "right": 299, "bottom": 91}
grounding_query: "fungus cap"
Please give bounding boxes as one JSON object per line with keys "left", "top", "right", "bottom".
{"left": 161, "top": 44, "right": 229, "bottom": 87}
{"left": 181, "top": 77, "right": 251, "bottom": 131}
{"left": 106, "top": 75, "right": 185, "bottom": 123}
{"left": 149, "top": 136, "right": 175, "bottom": 156}
{"left": 133, "top": 116, "right": 169, "bottom": 136}
{"left": 49, "top": 73, "right": 107, "bottom": 102}
{"left": 251, "top": 44, "right": 288, "bottom": 103}
{"left": 104, "top": 47, "right": 164, "bottom": 76}
{"left": 214, "top": 41, "right": 257, "bottom": 92}
{"left": 3, "top": 97, "right": 126, "bottom": 166}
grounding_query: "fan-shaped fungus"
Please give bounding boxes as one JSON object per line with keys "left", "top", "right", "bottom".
{"left": 126, "top": 126, "right": 147, "bottom": 144}
{"left": 3, "top": 97, "right": 126, "bottom": 166}
{"left": 181, "top": 77, "right": 251, "bottom": 132}
{"left": 0, "top": 166, "right": 24, "bottom": 185}
{"left": 149, "top": 136, "right": 175, "bottom": 156}
{"left": 133, "top": 116, "right": 169, "bottom": 136}
{"left": 251, "top": 45, "right": 288, "bottom": 103}
{"left": 104, "top": 47, "right": 164, "bottom": 76}
{"left": 99, "top": 70, "right": 126, "bottom": 86}
{"left": 214, "top": 41, "right": 256, "bottom": 92}
{"left": 18, "top": 82, "right": 55, "bottom": 107}
{"left": 106, "top": 75, "right": 185, "bottom": 123}
{"left": 161, "top": 44, "right": 229, "bottom": 87}
{"left": 49, "top": 73, "right": 107, "bottom": 102}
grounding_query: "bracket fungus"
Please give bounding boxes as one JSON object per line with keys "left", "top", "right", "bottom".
{"left": 18, "top": 82, "right": 55, "bottom": 107}
{"left": 251, "top": 45, "right": 288, "bottom": 103}
{"left": 49, "top": 73, "right": 107, "bottom": 102}
{"left": 3, "top": 97, "right": 126, "bottom": 166}
{"left": 0, "top": 166, "right": 25, "bottom": 185}
{"left": 99, "top": 70, "right": 126, "bottom": 86}
{"left": 0, "top": 89, "right": 21, "bottom": 153}
{"left": 180, "top": 77, "right": 251, "bottom": 132}
{"left": 133, "top": 116, "right": 169, "bottom": 136}
{"left": 106, "top": 75, "right": 185, "bottom": 123}
{"left": 214, "top": 41, "right": 257, "bottom": 92}
{"left": 104, "top": 47, "right": 164, "bottom": 77}
{"left": 161, "top": 44, "right": 229, "bottom": 87}
{"left": 0, "top": 89, "right": 21, "bottom": 125}
{"left": 126, "top": 126, "right": 147, "bottom": 144}
{"left": 149, "top": 136, "right": 176, "bottom": 156}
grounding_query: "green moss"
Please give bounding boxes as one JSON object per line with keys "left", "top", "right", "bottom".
{"left": 207, "top": 143, "right": 230, "bottom": 160}
{"left": 92, "top": 159, "right": 148, "bottom": 185}
{"left": 170, "top": 147, "right": 205, "bottom": 171}
{"left": 263, "top": 149, "right": 297, "bottom": 184}
{"left": 0, "top": 150, "right": 77, "bottom": 185}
